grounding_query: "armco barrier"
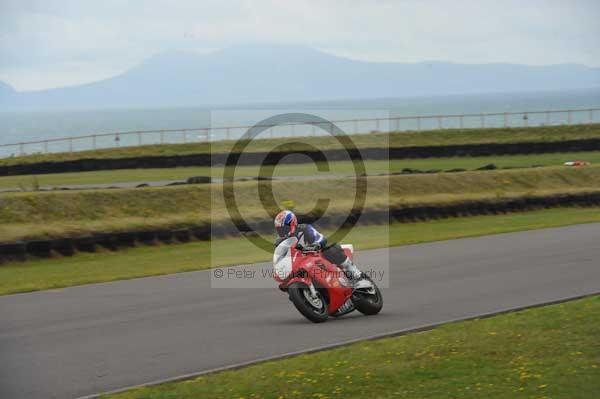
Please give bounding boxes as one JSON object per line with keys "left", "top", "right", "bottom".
{"left": 2, "top": 138, "right": 600, "bottom": 177}
{"left": 2, "top": 192, "right": 600, "bottom": 263}
{"left": 1, "top": 108, "right": 598, "bottom": 159}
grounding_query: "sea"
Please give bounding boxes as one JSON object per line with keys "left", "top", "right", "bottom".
{"left": 1, "top": 88, "right": 599, "bottom": 156}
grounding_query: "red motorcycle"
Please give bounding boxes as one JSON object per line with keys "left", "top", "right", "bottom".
{"left": 273, "top": 237, "right": 383, "bottom": 323}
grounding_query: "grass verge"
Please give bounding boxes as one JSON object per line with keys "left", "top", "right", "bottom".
{"left": 1, "top": 151, "right": 599, "bottom": 189}
{"left": 104, "top": 295, "right": 600, "bottom": 399}
{"left": 1, "top": 207, "right": 599, "bottom": 295}
{"left": 2, "top": 123, "right": 599, "bottom": 167}
{"left": 2, "top": 166, "right": 600, "bottom": 241}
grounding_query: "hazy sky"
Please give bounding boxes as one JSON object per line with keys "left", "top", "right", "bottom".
{"left": 1, "top": 0, "right": 599, "bottom": 91}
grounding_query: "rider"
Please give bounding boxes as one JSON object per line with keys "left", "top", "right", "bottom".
{"left": 274, "top": 210, "right": 364, "bottom": 285}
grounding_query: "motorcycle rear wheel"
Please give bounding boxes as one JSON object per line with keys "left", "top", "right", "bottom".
{"left": 353, "top": 277, "right": 383, "bottom": 315}
{"left": 288, "top": 282, "right": 329, "bottom": 323}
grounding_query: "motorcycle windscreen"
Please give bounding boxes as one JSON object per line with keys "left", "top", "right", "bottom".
{"left": 273, "top": 237, "right": 297, "bottom": 280}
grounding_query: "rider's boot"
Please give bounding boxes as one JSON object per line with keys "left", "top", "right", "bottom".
{"left": 340, "top": 258, "right": 370, "bottom": 289}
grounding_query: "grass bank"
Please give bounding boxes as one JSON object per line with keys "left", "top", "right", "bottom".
{"left": 2, "top": 123, "right": 599, "bottom": 167}
{"left": 1, "top": 207, "right": 599, "bottom": 295}
{"left": 105, "top": 295, "right": 600, "bottom": 399}
{"left": 1, "top": 166, "right": 600, "bottom": 242}
{"left": 1, "top": 151, "right": 599, "bottom": 189}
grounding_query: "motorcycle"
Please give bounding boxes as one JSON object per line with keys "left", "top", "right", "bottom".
{"left": 273, "top": 237, "right": 383, "bottom": 323}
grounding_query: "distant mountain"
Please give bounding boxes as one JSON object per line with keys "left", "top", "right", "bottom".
{"left": 4, "top": 44, "right": 600, "bottom": 110}
{"left": 0, "top": 81, "right": 16, "bottom": 101}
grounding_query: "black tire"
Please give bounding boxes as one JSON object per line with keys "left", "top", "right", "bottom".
{"left": 353, "top": 277, "right": 383, "bottom": 315}
{"left": 288, "top": 282, "right": 329, "bottom": 323}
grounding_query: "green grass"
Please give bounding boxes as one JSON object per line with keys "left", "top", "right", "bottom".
{"left": 2, "top": 123, "right": 600, "bottom": 167}
{"left": 1, "top": 207, "right": 600, "bottom": 295}
{"left": 104, "top": 295, "right": 600, "bottom": 399}
{"left": 2, "top": 151, "right": 600, "bottom": 189}
{"left": 2, "top": 166, "right": 600, "bottom": 242}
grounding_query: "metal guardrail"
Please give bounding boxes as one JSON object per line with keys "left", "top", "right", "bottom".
{"left": 1, "top": 107, "right": 598, "bottom": 158}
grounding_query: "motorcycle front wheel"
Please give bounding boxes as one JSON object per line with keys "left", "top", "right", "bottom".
{"left": 288, "top": 282, "right": 329, "bottom": 323}
{"left": 352, "top": 277, "right": 383, "bottom": 315}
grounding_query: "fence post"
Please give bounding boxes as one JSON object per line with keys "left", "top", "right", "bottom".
{"left": 459, "top": 115, "right": 464, "bottom": 129}
{"left": 226, "top": 128, "right": 230, "bottom": 140}
{"left": 437, "top": 116, "right": 442, "bottom": 129}
{"left": 160, "top": 130, "right": 165, "bottom": 144}
{"left": 503, "top": 112, "right": 508, "bottom": 128}
{"left": 137, "top": 132, "right": 142, "bottom": 146}
{"left": 19, "top": 143, "right": 24, "bottom": 156}
{"left": 523, "top": 113, "right": 528, "bottom": 127}
{"left": 567, "top": 110, "right": 572, "bottom": 125}
{"left": 416, "top": 117, "right": 421, "bottom": 131}
{"left": 545, "top": 112, "right": 550, "bottom": 126}
{"left": 92, "top": 135, "right": 96, "bottom": 150}
{"left": 69, "top": 138, "right": 73, "bottom": 153}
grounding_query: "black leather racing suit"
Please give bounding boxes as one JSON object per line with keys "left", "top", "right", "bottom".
{"left": 289, "top": 223, "right": 349, "bottom": 266}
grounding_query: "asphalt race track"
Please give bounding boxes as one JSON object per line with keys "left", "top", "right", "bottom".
{"left": 0, "top": 174, "right": 357, "bottom": 193}
{"left": 1, "top": 223, "right": 599, "bottom": 399}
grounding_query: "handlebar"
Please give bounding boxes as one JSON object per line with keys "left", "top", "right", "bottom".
{"left": 298, "top": 246, "right": 321, "bottom": 255}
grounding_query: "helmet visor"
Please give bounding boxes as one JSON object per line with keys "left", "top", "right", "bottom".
{"left": 276, "top": 225, "right": 291, "bottom": 238}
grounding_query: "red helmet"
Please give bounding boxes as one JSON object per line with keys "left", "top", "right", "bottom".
{"left": 274, "top": 210, "right": 297, "bottom": 238}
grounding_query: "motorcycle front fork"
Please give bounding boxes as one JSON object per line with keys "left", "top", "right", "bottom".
{"left": 308, "top": 283, "right": 319, "bottom": 298}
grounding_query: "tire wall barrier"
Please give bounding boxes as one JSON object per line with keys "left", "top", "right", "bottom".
{"left": 2, "top": 138, "right": 600, "bottom": 176}
{"left": 2, "top": 191, "right": 600, "bottom": 263}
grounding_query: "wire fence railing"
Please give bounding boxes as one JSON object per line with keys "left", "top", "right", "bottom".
{"left": 1, "top": 107, "right": 599, "bottom": 158}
